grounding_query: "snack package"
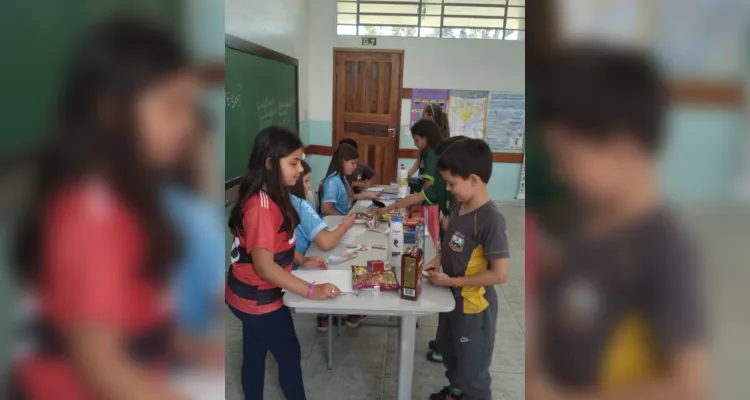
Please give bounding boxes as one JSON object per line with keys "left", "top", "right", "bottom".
{"left": 327, "top": 251, "right": 357, "bottom": 265}
{"left": 354, "top": 212, "right": 371, "bottom": 220}
{"left": 378, "top": 209, "right": 408, "bottom": 223}
{"left": 352, "top": 265, "right": 400, "bottom": 291}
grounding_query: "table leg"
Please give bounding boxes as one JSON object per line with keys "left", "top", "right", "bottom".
{"left": 327, "top": 315, "right": 333, "bottom": 370}
{"left": 396, "top": 315, "right": 417, "bottom": 400}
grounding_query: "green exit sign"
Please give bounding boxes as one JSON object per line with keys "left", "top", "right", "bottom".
{"left": 362, "top": 37, "right": 377, "bottom": 46}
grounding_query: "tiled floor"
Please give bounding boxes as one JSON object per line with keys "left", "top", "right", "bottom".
{"left": 225, "top": 204, "right": 526, "bottom": 400}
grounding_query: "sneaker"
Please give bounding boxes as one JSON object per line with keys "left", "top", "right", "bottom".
{"left": 429, "top": 340, "right": 438, "bottom": 352}
{"left": 426, "top": 350, "right": 443, "bottom": 363}
{"left": 344, "top": 315, "right": 367, "bottom": 328}
{"left": 317, "top": 315, "right": 329, "bottom": 332}
{"left": 429, "top": 386, "right": 462, "bottom": 400}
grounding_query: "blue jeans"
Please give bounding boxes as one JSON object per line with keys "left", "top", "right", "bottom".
{"left": 228, "top": 305, "right": 306, "bottom": 400}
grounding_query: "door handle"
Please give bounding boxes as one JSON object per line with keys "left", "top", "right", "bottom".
{"left": 388, "top": 128, "right": 395, "bottom": 138}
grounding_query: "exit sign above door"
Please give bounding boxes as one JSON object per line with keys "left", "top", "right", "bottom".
{"left": 362, "top": 37, "right": 377, "bottom": 46}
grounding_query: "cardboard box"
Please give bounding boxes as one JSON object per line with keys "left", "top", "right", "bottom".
{"left": 367, "top": 260, "right": 385, "bottom": 272}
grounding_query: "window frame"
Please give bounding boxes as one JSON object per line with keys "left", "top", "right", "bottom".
{"left": 336, "top": 0, "right": 525, "bottom": 40}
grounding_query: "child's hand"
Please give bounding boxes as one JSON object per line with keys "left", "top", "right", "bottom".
{"left": 302, "top": 256, "right": 328, "bottom": 270}
{"left": 364, "top": 192, "right": 380, "bottom": 200}
{"left": 312, "top": 283, "right": 341, "bottom": 300}
{"left": 427, "top": 270, "right": 454, "bottom": 287}
{"left": 341, "top": 213, "right": 356, "bottom": 229}
{"left": 199, "top": 340, "right": 225, "bottom": 371}
{"left": 372, "top": 207, "right": 389, "bottom": 215}
{"left": 440, "top": 217, "right": 450, "bottom": 230}
{"left": 423, "top": 256, "right": 440, "bottom": 272}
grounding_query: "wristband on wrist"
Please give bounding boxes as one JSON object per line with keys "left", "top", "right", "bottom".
{"left": 307, "top": 282, "right": 315, "bottom": 298}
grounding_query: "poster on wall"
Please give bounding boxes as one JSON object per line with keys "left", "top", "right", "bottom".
{"left": 485, "top": 93, "right": 525, "bottom": 150}
{"left": 447, "top": 90, "right": 488, "bottom": 139}
{"left": 410, "top": 89, "right": 449, "bottom": 126}
{"left": 516, "top": 155, "right": 526, "bottom": 200}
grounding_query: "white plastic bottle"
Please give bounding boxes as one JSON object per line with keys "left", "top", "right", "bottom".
{"left": 388, "top": 215, "right": 404, "bottom": 267}
{"left": 397, "top": 164, "right": 409, "bottom": 197}
{"left": 397, "top": 164, "right": 408, "bottom": 187}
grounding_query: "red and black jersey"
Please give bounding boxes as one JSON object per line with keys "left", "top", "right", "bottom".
{"left": 225, "top": 191, "right": 296, "bottom": 315}
{"left": 13, "top": 180, "right": 171, "bottom": 400}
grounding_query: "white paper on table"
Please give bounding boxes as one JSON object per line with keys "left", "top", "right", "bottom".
{"left": 365, "top": 186, "right": 385, "bottom": 192}
{"left": 341, "top": 226, "right": 366, "bottom": 245}
{"left": 290, "top": 269, "right": 354, "bottom": 293}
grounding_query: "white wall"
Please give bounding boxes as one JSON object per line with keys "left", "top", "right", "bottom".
{"left": 225, "top": 0, "right": 310, "bottom": 121}
{"left": 305, "top": 0, "right": 525, "bottom": 201}
{"left": 306, "top": 0, "right": 525, "bottom": 124}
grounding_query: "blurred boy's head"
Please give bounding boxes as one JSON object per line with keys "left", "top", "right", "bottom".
{"left": 438, "top": 138, "right": 493, "bottom": 203}
{"left": 538, "top": 44, "right": 666, "bottom": 205}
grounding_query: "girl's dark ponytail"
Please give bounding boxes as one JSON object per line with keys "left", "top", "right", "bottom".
{"left": 439, "top": 111, "right": 450, "bottom": 138}
{"left": 423, "top": 103, "right": 450, "bottom": 139}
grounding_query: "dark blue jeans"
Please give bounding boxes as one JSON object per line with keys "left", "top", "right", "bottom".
{"left": 228, "top": 305, "right": 306, "bottom": 400}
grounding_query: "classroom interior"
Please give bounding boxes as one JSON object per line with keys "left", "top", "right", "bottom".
{"left": 0, "top": 0, "right": 747, "bottom": 398}
{"left": 224, "top": 0, "right": 526, "bottom": 398}
{"left": 223, "top": 1, "right": 750, "bottom": 399}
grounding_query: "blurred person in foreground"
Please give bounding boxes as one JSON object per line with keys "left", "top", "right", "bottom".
{"left": 164, "top": 109, "right": 224, "bottom": 370}
{"left": 8, "top": 17, "right": 200, "bottom": 400}
{"left": 528, "top": 45, "right": 708, "bottom": 400}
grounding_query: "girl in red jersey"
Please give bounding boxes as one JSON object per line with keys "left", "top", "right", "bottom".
{"left": 10, "top": 17, "right": 198, "bottom": 400}
{"left": 226, "top": 126, "right": 341, "bottom": 399}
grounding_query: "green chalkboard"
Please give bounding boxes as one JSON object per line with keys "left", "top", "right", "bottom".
{"left": 0, "top": 0, "right": 181, "bottom": 163}
{"left": 224, "top": 39, "right": 299, "bottom": 183}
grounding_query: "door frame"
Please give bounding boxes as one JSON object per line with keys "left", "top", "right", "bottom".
{"left": 331, "top": 48, "right": 405, "bottom": 180}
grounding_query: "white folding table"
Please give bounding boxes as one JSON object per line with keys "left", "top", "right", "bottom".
{"left": 284, "top": 206, "right": 455, "bottom": 400}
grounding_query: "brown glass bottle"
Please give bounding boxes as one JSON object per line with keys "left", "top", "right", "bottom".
{"left": 400, "top": 245, "right": 423, "bottom": 301}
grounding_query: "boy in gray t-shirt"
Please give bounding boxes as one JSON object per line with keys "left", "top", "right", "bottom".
{"left": 425, "top": 138, "right": 510, "bottom": 400}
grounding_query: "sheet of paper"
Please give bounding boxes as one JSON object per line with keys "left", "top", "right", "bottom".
{"left": 291, "top": 269, "right": 354, "bottom": 293}
{"left": 341, "top": 226, "right": 366, "bottom": 245}
{"left": 365, "top": 186, "right": 385, "bottom": 192}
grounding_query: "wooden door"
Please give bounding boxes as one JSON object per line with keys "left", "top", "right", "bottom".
{"left": 333, "top": 49, "right": 404, "bottom": 184}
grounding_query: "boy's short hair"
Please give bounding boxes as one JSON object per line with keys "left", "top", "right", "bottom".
{"left": 338, "top": 138, "right": 358, "bottom": 148}
{"left": 435, "top": 135, "right": 468, "bottom": 156}
{"left": 537, "top": 44, "right": 666, "bottom": 152}
{"left": 438, "top": 138, "right": 492, "bottom": 183}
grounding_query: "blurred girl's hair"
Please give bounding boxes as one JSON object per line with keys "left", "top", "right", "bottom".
{"left": 15, "top": 16, "right": 187, "bottom": 282}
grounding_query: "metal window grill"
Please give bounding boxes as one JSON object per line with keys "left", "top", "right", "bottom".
{"left": 336, "top": 0, "right": 525, "bottom": 40}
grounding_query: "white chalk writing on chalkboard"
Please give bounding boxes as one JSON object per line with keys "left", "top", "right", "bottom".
{"left": 226, "top": 92, "right": 241, "bottom": 108}
{"left": 225, "top": 83, "right": 244, "bottom": 109}
{"left": 256, "top": 97, "right": 296, "bottom": 129}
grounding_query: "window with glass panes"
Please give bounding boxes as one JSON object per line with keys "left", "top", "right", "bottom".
{"left": 336, "top": 0, "right": 524, "bottom": 40}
